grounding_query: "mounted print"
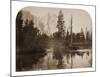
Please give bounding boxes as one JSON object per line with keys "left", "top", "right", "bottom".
{"left": 11, "top": 0, "right": 96, "bottom": 76}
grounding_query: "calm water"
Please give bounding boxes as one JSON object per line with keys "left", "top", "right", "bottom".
{"left": 32, "top": 48, "right": 92, "bottom": 70}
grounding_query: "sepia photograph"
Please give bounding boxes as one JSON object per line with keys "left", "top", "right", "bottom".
{"left": 16, "top": 6, "right": 92, "bottom": 71}
{"left": 11, "top": 1, "right": 96, "bottom": 76}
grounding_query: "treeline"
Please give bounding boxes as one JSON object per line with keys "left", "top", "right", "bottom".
{"left": 16, "top": 11, "right": 48, "bottom": 71}
{"left": 53, "top": 10, "right": 92, "bottom": 47}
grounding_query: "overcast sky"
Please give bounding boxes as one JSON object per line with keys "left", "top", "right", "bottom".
{"left": 21, "top": 6, "right": 92, "bottom": 35}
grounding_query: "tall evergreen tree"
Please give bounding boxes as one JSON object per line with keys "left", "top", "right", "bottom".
{"left": 56, "top": 10, "right": 65, "bottom": 38}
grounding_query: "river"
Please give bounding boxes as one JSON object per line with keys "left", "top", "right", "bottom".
{"left": 32, "top": 48, "right": 92, "bottom": 70}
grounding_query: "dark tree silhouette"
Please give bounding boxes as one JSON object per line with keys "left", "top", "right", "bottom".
{"left": 23, "top": 20, "right": 39, "bottom": 50}
{"left": 16, "top": 10, "right": 24, "bottom": 71}
{"left": 16, "top": 15, "right": 47, "bottom": 71}
{"left": 56, "top": 10, "right": 65, "bottom": 38}
{"left": 16, "top": 11, "right": 23, "bottom": 48}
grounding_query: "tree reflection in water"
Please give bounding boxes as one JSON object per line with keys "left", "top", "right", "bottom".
{"left": 31, "top": 48, "right": 92, "bottom": 70}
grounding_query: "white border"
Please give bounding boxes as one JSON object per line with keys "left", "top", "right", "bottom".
{"left": 11, "top": 1, "right": 96, "bottom": 76}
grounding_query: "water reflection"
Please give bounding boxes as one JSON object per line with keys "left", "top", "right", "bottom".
{"left": 32, "top": 48, "right": 92, "bottom": 70}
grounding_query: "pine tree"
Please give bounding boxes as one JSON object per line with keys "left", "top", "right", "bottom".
{"left": 80, "top": 28, "right": 85, "bottom": 42}
{"left": 56, "top": 10, "right": 65, "bottom": 38}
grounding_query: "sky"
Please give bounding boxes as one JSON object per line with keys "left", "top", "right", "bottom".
{"left": 21, "top": 6, "right": 92, "bottom": 35}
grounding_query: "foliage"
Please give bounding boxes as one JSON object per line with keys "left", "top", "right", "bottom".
{"left": 16, "top": 11, "right": 47, "bottom": 71}
{"left": 56, "top": 10, "right": 65, "bottom": 38}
